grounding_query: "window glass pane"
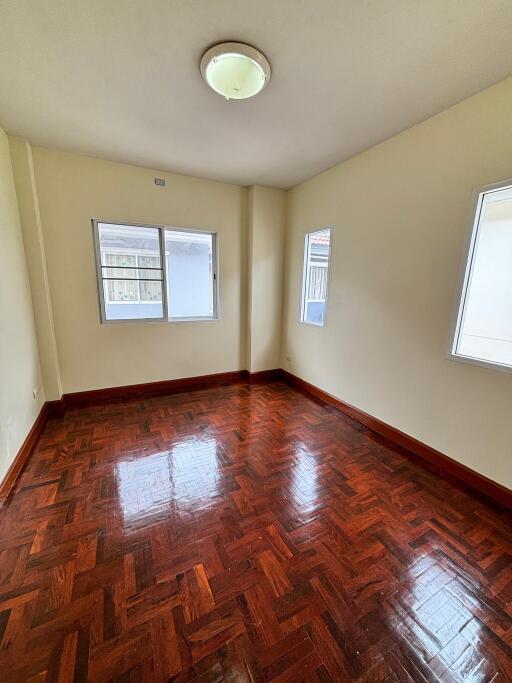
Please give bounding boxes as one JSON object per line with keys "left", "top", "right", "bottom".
{"left": 455, "top": 186, "right": 512, "bottom": 367}
{"left": 302, "top": 228, "right": 331, "bottom": 325}
{"left": 137, "top": 255, "right": 161, "bottom": 302}
{"left": 106, "top": 278, "right": 139, "bottom": 303}
{"left": 98, "top": 223, "right": 163, "bottom": 320}
{"left": 165, "top": 230, "right": 215, "bottom": 318}
{"left": 103, "top": 254, "right": 138, "bottom": 302}
{"left": 139, "top": 280, "right": 162, "bottom": 302}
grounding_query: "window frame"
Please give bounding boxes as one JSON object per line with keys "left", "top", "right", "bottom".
{"left": 92, "top": 219, "right": 219, "bottom": 325}
{"left": 450, "top": 179, "right": 512, "bottom": 373}
{"left": 300, "top": 227, "right": 333, "bottom": 327}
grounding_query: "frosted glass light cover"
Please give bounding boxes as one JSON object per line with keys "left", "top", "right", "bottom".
{"left": 200, "top": 43, "right": 271, "bottom": 100}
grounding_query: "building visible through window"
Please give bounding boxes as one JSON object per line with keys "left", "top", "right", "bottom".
{"left": 301, "top": 228, "right": 331, "bottom": 325}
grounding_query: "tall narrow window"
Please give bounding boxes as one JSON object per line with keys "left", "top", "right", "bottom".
{"left": 301, "top": 228, "right": 332, "bottom": 326}
{"left": 452, "top": 182, "right": 512, "bottom": 369}
{"left": 93, "top": 221, "right": 218, "bottom": 323}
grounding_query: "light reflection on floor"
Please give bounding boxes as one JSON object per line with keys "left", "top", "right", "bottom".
{"left": 116, "top": 436, "right": 220, "bottom": 524}
{"left": 289, "top": 442, "right": 320, "bottom": 511}
{"left": 386, "top": 554, "right": 493, "bottom": 681}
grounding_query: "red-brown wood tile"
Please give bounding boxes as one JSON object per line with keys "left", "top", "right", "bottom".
{"left": 0, "top": 380, "right": 511, "bottom": 681}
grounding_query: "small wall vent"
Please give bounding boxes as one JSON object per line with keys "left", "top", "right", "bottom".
{"left": 154, "top": 178, "right": 166, "bottom": 187}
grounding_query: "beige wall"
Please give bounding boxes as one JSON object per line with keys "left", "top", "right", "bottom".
{"left": 0, "top": 127, "right": 44, "bottom": 478}
{"left": 9, "top": 138, "right": 62, "bottom": 400}
{"left": 30, "top": 148, "right": 247, "bottom": 393}
{"left": 247, "top": 185, "right": 286, "bottom": 372}
{"left": 282, "top": 78, "right": 512, "bottom": 489}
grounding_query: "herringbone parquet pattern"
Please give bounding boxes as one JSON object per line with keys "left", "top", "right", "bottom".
{"left": 0, "top": 380, "right": 511, "bottom": 682}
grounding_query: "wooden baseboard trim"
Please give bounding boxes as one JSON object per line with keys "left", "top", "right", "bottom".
{"left": 46, "top": 398, "right": 66, "bottom": 417}
{"left": 40, "top": 369, "right": 279, "bottom": 410}
{"left": 0, "top": 403, "right": 50, "bottom": 505}
{"left": 248, "top": 369, "right": 282, "bottom": 383}
{"left": 63, "top": 370, "right": 250, "bottom": 407}
{"left": 279, "top": 369, "right": 512, "bottom": 510}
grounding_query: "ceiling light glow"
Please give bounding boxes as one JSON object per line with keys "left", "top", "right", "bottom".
{"left": 200, "top": 42, "right": 271, "bottom": 100}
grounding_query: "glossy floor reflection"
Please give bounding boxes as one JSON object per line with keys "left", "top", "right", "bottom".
{"left": 0, "top": 380, "right": 511, "bottom": 681}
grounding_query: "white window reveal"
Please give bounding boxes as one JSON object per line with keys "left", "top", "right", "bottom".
{"left": 301, "top": 228, "right": 332, "bottom": 326}
{"left": 452, "top": 182, "right": 512, "bottom": 370}
{"left": 93, "top": 221, "right": 218, "bottom": 323}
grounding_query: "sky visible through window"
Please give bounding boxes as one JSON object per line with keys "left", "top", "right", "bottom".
{"left": 454, "top": 185, "right": 512, "bottom": 368}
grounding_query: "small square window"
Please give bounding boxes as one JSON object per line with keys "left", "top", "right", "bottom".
{"left": 301, "top": 228, "right": 332, "bottom": 326}
{"left": 452, "top": 182, "right": 512, "bottom": 370}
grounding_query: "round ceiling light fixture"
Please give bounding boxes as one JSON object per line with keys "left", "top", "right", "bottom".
{"left": 200, "top": 42, "right": 271, "bottom": 100}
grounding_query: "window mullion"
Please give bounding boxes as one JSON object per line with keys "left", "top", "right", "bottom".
{"left": 159, "top": 227, "right": 170, "bottom": 320}
{"left": 212, "top": 231, "right": 218, "bottom": 318}
{"left": 135, "top": 254, "right": 140, "bottom": 303}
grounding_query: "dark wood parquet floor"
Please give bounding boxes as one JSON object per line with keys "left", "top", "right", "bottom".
{"left": 0, "top": 380, "right": 511, "bottom": 682}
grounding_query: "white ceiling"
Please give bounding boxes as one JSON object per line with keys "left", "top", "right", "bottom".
{"left": 1, "top": 0, "right": 512, "bottom": 189}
